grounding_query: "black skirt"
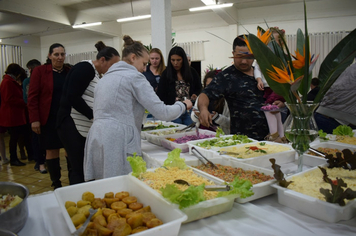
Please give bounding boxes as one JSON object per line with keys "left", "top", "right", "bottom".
{"left": 40, "top": 111, "right": 63, "bottom": 150}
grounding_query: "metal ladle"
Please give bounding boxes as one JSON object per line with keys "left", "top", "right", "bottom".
{"left": 173, "top": 179, "right": 231, "bottom": 191}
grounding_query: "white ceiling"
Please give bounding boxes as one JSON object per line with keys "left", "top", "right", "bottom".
{"left": 0, "top": 0, "right": 321, "bottom": 40}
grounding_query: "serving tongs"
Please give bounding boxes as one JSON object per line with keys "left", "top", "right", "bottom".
{"left": 308, "top": 147, "right": 326, "bottom": 158}
{"left": 176, "top": 122, "right": 196, "bottom": 133}
{"left": 174, "top": 179, "right": 231, "bottom": 191}
{"left": 73, "top": 208, "right": 98, "bottom": 236}
{"left": 191, "top": 146, "right": 219, "bottom": 169}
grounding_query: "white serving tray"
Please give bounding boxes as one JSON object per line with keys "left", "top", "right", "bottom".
{"left": 305, "top": 142, "right": 356, "bottom": 160}
{"left": 186, "top": 135, "right": 257, "bottom": 158}
{"left": 141, "top": 122, "right": 184, "bottom": 140}
{"left": 215, "top": 141, "right": 295, "bottom": 168}
{"left": 54, "top": 175, "right": 187, "bottom": 235}
{"left": 160, "top": 129, "right": 216, "bottom": 153}
{"left": 271, "top": 165, "right": 356, "bottom": 223}
{"left": 144, "top": 126, "right": 187, "bottom": 145}
{"left": 185, "top": 158, "right": 276, "bottom": 203}
{"left": 131, "top": 167, "right": 238, "bottom": 223}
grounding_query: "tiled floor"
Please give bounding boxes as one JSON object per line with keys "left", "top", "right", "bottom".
{"left": 0, "top": 133, "right": 69, "bottom": 195}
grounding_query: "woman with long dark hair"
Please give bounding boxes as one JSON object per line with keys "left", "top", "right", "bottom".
{"left": 157, "top": 46, "right": 202, "bottom": 125}
{"left": 57, "top": 41, "right": 120, "bottom": 185}
{"left": 28, "top": 43, "right": 71, "bottom": 189}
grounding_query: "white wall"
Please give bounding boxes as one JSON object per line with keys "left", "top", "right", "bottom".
{"left": 40, "top": 31, "right": 115, "bottom": 63}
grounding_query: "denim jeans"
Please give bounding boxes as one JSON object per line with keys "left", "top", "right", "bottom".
{"left": 314, "top": 112, "right": 341, "bottom": 134}
{"left": 172, "top": 110, "right": 193, "bottom": 126}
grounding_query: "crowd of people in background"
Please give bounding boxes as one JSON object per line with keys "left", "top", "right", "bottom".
{"left": 0, "top": 29, "right": 355, "bottom": 188}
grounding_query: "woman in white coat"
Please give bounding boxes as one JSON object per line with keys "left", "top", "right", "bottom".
{"left": 84, "top": 35, "right": 192, "bottom": 181}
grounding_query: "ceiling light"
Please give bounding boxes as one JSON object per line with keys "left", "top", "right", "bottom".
{"left": 116, "top": 15, "right": 151, "bottom": 23}
{"left": 189, "top": 3, "right": 233, "bottom": 12}
{"left": 0, "top": 39, "right": 2, "bottom": 43}
{"left": 72, "top": 22, "right": 102, "bottom": 28}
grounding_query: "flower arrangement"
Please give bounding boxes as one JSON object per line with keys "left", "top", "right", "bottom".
{"left": 204, "top": 64, "right": 227, "bottom": 75}
{"left": 245, "top": 1, "right": 356, "bottom": 105}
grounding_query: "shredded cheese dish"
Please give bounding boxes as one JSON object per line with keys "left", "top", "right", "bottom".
{"left": 336, "top": 136, "right": 356, "bottom": 145}
{"left": 221, "top": 143, "right": 291, "bottom": 159}
{"left": 139, "top": 167, "right": 219, "bottom": 200}
{"left": 288, "top": 168, "right": 356, "bottom": 201}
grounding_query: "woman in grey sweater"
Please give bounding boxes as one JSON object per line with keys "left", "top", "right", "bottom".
{"left": 84, "top": 35, "right": 192, "bottom": 181}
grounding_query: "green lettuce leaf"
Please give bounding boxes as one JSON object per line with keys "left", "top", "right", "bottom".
{"left": 318, "top": 129, "right": 328, "bottom": 140}
{"left": 127, "top": 152, "right": 147, "bottom": 177}
{"left": 333, "top": 125, "right": 354, "bottom": 137}
{"left": 215, "top": 127, "right": 225, "bottom": 137}
{"left": 217, "top": 177, "right": 254, "bottom": 198}
{"left": 163, "top": 148, "right": 187, "bottom": 169}
{"left": 160, "top": 184, "right": 206, "bottom": 209}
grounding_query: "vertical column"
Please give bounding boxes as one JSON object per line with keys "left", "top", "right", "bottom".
{"left": 150, "top": 0, "right": 172, "bottom": 64}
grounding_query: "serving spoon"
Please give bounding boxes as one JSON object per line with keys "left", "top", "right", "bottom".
{"left": 173, "top": 179, "right": 231, "bottom": 191}
{"left": 73, "top": 208, "right": 98, "bottom": 236}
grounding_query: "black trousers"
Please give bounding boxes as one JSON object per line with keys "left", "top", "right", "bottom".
{"left": 7, "top": 124, "right": 33, "bottom": 161}
{"left": 57, "top": 116, "right": 86, "bottom": 185}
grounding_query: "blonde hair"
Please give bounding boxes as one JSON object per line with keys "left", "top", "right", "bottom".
{"left": 149, "top": 48, "right": 166, "bottom": 75}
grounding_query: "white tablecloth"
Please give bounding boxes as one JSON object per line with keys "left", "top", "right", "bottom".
{"left": 18, "top": 140, "right": 356, "bottom": 236}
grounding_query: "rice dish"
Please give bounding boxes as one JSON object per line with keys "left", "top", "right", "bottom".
{"left": 139, "top": 167, "right": 218, "bottom": 200}
{"left": 288, "top": 167, "right": 356, "bottom": 202}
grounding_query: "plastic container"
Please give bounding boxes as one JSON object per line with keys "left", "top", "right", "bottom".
{"left": 142, "top": 151, "right": 161, "bottom": 169}
{"left": 131, "top": 168, "right": 239, "bottom": 223}
{"left": 141, "top": 122, "right": 184, "bottom": 140}
{"left": 271, "top": 165, "right": 356, "bottom": 223}
{"left": 215, "top": 141, "right": 295, "bottom": 168}
{"left": 187, "top": 135, "right": 257, "bottom": 159}
{"left": 305, "top": 142, "right": 356, "bottom": 160}
{"left": 144, "top": 126, "right": 187, "bottom": 145}
{"left": 185, "top": 158, "right": 276, "bottom": 203}
{"left": 160, "top": 130, "right": 216, "bottom": 153}
{"left": 54, "top": 175, "right": 187, "bottom": 235}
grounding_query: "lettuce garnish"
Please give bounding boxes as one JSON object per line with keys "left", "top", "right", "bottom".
{"left": 217, "top": 177, "right": 254, "bottom": 198}
{"left": 160, "top": 184, "right": 206, "bottom": 209}
{"left": 163, "top": 148, "right": 187, "bottom": 169}
{"left": 127, "top": 152, "right": 147, "bottom": 177}
{"left": 318, "top": 129, "right": 328, "bottom": 140}
{"left": 333, "top": 125, "right": 354, "bottom": 137}
{"left": 215, "top": 127, "right": 225, "bottom": 137}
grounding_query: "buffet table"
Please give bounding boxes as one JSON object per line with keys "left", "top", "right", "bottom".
{"left": 18, "top": 140, "right": 356, "bottom": 236}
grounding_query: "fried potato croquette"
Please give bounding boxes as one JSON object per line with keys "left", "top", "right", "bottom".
{"left": 71, "top": 213, "right": 87, "bottom": 227}
{"left": 104, "top": 192, "right": 114, "bottom": 198}
{"left": 66, "top": 206, "right": 78, "bottom": 217}
{"left": 117, "top": 208, "right": 133, "bottom": 217}
{"left": 122, "top": 196, "right": 137, "bottom": 205}
{"left": 102, "top": 208, "right": 116, "bottom": 219}
{"left": 103, "top": 198, "right": 120, "bottom": 208}
{"left": 93, "top": 214, "right": 107, "bottom": 227}
{"left": 82, "top": 191, "right": 95, "bottom": 202}
{"left": 112, "top": 223, "right": 132, "bottom": 236}
{"left": 135, "top": 205, "right": 151, "bottom": 213}
{"left": 127, "top": 213, "right": 144, "bottom": 229}
{"left": 131, "top": 226, "right": 148, "bottom": 234}
{"left": 128, "top": 202, "right": 143, "bottom": 211}
{"left": 115, "top": 191, "right": 129, "bottom": 200}
{"left": 107, "top": 213, "right": 120, "bottom": 223}
{"left": 111, "top": 201, "right": 127, "bottom": 211}
{"left": 78, "top": 205, "right": 92, "bottom": 217}
{"left": 77, "top": 200, "right": 91, "bottom": 208}
{"left": 65, "top": 201, "right": 76, "bottom": 209}
{"left": 107, "top": 217, "right": 126, "bottom": 231}
{"left": 146, "top": 218, "right": 163, "bottom": 228}
{"left": 92, "top": 198, "right": 107, "bottom": 209}
{"left": 142, "top": 212, "right": 156, "bottom": 225}
{"left": 93, "top": 222, "right": 113, "bottom": 236}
